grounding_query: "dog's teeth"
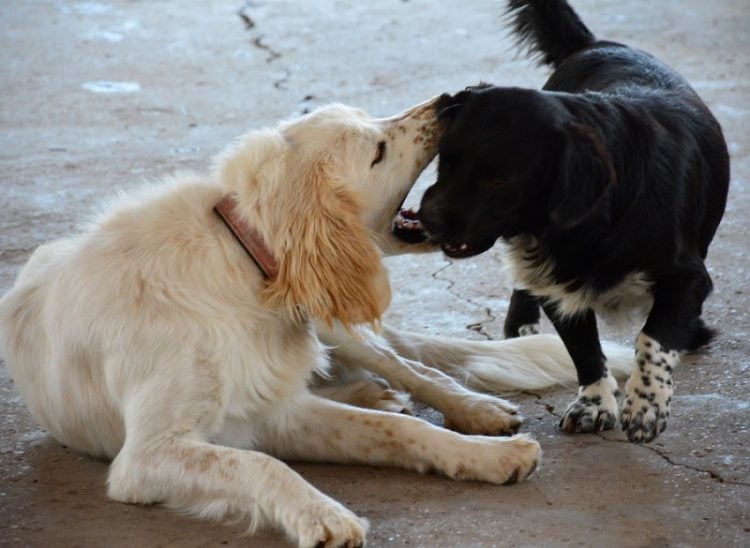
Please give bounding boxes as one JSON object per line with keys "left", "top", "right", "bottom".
{"left": 460, "top": 244, "right": 468, "bottom": 251}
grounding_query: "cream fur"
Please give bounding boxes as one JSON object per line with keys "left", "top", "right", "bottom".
{"left": 0, "top": 98, "right": 548, "bottom": 547}
{"left": 0, "top": 97, "right": 633, "bottom": 546}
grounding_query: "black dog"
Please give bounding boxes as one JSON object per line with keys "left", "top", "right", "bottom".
{"left": 408, "top": 0, "right": 730, "bottom": 443}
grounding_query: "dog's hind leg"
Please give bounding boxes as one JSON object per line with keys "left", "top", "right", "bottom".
{"left": 376, "top": 324, "right": 633, "bottom": 390}
{"left": 109, "top": 434, "right": 367, "bottom": 547}
{"left": 503, "top": 289, "right": 541, "bottom": 338}
{"left": 106, "top": 358, "right": 367, "bottom": 547}
{"left": 253, "top": 393, "right": 540, "bottom": 485}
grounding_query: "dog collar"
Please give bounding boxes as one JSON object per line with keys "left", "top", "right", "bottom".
{"left": 214, "top": 193, "right": 278, "bottom": 279}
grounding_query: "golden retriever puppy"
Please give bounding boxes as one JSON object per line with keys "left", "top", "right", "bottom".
{"left": 0, "top": 98, "right": 542, "bottom": 547}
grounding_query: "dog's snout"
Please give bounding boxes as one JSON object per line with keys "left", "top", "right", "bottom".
{"left": 418, "top": 186, "right": 456, "bottom": 239}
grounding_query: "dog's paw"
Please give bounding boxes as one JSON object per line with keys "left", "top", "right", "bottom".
{"left": 296, "top": 502, "right": 368, "bottom": 548}
{"left": 314, "top": 379, "right": 412, "bottom": 415}
{"left": 375, "top": 388, "right": 413, "bottom": 415}
{"left": 443, "top": 394, "right": 521, "bottom": 436}
{"left": 560, "top": 372, "right": 619, "bottom": 433}
{"left": 621, "top": 334, "right": 678, "bottom": 443}
{"left": 517, "top": 323, "right": 541, "bottom": 337}
{"left": 444, "top": 434, "right": 540, "bottom": 485}
{"left": 392, "top": 208, "right": 428, "bottom": 244}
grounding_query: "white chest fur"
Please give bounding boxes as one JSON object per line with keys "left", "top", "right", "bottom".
{"left": 503, "top": 237, "right": 654, "bottom": 323}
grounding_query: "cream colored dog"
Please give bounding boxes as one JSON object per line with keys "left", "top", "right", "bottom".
{"left": 0, "top": 97, "right": 629, "bottom": 547}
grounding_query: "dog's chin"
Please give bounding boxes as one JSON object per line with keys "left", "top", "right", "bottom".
{"left": 441, "top": 237, "right": 496, "bottom": 259}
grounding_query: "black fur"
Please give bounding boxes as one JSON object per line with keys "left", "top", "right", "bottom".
{"left": 414, "top": 0, "right": 730, "bottom": 442}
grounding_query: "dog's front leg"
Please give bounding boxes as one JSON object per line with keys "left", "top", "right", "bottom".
{"left": 108, "top": 434, "right": 367, "bottom": 548}
{"left": 321, "top": 324, "right": 521, "bottom": 435}
{"left": 256, "top": 394, "right": 540, "bottom": 485}
{"left": 621, "top": 265, "right": 713, "bottom": 443}
{"left": 541, "top": 302, "right": 620, "bottom": 433}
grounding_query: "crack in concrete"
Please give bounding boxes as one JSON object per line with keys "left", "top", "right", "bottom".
{"left": 272, "top": 67, "right": 291, "bottom": 91}
{"left": 641, "top": 444, "right": 750, "bottom": 488}
{"left": 431, "top": 259, "right": 496, "bottom": 340}
{"left": 237, "top": 2, "right": 289, "bottom": 89}
{"left": 525, "top": 389, "right": 750, "bottom": 488}
{"left": 251, "top": 35, "right": 282, "bottom": 64}
{"left": 237, "top": 2, "right": 256, "bottom": 30}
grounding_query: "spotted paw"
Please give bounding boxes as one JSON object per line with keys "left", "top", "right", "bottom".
{"left": 621, "top": 334, "right": 678, "bottom": 443}
{"left": 560, "top": 372, "right": 619, "bottom": 433}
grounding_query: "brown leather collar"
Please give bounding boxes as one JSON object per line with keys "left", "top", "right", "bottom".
{"left": 214, "top": 193, "right": 278, "bottom": 279}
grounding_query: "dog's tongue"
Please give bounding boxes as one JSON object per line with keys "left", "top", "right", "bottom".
{"left": 399, "top": 208, "right": 420, "bottom": 221}
{"left": 392, "top": 208, "right": 429, "bottom": 244}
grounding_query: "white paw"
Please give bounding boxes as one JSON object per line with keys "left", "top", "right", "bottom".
{"left": 443, "top": 394, "right": 521, "bottom": 436}
{"left": 621, "top": 334, "right": 678, "bottom": 443}
{"left": 316, "top": 379, "right": 412, "bottom": 415}
{"left": 437, "top": 434, "right": 541, "bottom": 485}
{"left": 296, "top": 502, "right": 368, "bottom": 548}
{"left": 375, "top": 388, "right": 413, "bottom": 415}
{"left": 560, "top": 372, "right": 620, "bottom": 433}
{"left": 518, "top": 323, "right": 541, "bottom": 337}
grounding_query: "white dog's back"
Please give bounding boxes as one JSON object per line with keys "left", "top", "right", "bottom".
{"left": 0, "top": 176, "right": 318, "bottom": 459}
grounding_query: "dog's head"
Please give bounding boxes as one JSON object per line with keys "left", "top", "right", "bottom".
{"left": 216, "top": 98, "right": 442, "bottom": 329}
{"left": 415, "top": 86, "right": 616, "bottom": 258}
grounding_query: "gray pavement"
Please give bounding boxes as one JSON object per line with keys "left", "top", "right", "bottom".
{"left": 1, "top": 1, "right": 749, "bottom": 546}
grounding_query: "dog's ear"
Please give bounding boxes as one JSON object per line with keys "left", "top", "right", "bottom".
{"left": 215, "top": 128, "right": 287, "bottom": 199}
{"left": 261, "top": 162, "right": 391, "bottom": 330}
{"left": 436, "top": 92, "right": 468, "bottom": 124}
{"left": 549, "top": 122, "right": 617, "bottom": 229}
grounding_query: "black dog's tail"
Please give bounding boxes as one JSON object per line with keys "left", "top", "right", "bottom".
{"left": 507, "top": 0, "right": 596, "bottom": 67}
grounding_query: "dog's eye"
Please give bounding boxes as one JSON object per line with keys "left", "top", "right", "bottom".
{"left": 371, "top": 141, "right": 386, "bottom": 167}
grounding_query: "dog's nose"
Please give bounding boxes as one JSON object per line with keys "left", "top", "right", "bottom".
{"left": 418, "top": 185, "right": 456, "bottom": 240}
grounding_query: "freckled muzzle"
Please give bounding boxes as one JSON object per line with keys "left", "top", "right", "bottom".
{"left": 381, "top": 95, "right": 447, "bottom": 243}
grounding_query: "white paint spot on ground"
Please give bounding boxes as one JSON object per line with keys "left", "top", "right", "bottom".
{"left": 85, "top": 30, "right": 123, "bottom": 42}
{"left": 170, "top": 146, "right": 199, "bottom": 155}
{"left": 82, "top": 81, "right": 141, "bottom": 93}
{"left": 71, "top": 2, "right": 112, "bottom": 15}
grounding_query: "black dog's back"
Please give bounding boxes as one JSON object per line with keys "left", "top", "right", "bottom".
{"left": 509, "top": 0, "right": 730, "bottom": 259}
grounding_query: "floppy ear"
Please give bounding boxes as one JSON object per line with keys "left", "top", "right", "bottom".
{"left": 215, "top": 128, "right": 287, "bottom": 199}
{"left": 436, "top": 92, "right": 467, "bottom": 124}
{"left": 549, "top": 122, "right": 617, "bottom": 229}
{"left": 261, "top": 162, "right": 391, "bottom": 330}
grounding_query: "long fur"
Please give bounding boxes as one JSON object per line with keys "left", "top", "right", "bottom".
{"left": 507, "top": 0, "right": 594, "bottom": 67}
{"left": 416, "top": 0, "right": 730, "bottom": 443}
{"left": 3, "top": 97, "right": 601, "bottom": 546}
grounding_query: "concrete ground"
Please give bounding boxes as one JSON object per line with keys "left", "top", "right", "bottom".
{"left": 1, "top": 0, "right": 749, "bottom": 546}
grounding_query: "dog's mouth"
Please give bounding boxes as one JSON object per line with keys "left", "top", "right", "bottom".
{"left": 440, "top": 238, "right": 495, "bottom": 259}
{"left": 392, "top": 207, "right": 430, "bottom": 244}
{"left": 392, "top": 208, "right": 496, "bottom": 258}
